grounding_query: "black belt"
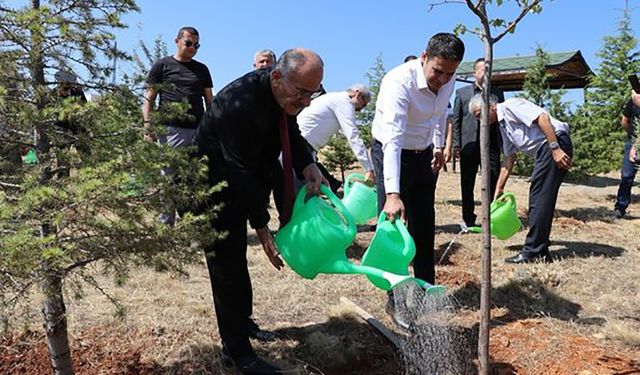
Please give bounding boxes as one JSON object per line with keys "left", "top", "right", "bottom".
{"left": 374, "top": 139, "right": 433, "bottom": 154}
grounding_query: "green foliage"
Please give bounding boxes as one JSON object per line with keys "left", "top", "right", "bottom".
{"left": 321, "top": 54, "right": 386, "bottom": 181}
{"left": 0, "top": 0, "right": 219, "bottom": 339}
{"left": 321, "top": 134, "right": 358, "bottom": 182}
{"left": 571, "top": 6, "right": 640, "bottom": 177}
{"left": 513, "top": 46, "right": 572, "bottom": 176}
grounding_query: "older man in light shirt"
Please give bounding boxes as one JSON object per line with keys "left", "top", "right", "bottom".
{"left": 370, "top": 33, "right": 464, "bottom": 327}
{"left": 469, "top": 94, "right": 573, "bottom": 264}
{"left": 297, "top": 83, "right": 375, "bottom": 185}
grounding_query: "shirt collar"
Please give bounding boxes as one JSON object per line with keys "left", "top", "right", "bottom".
{"left": 496, "top": 102, "right": 505, "bottom": 124}
{"left": 412, "top": 59, "right": 429, "bottom": 91}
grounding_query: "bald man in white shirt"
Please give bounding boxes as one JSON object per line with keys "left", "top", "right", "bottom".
{"left": 371, "top": 33, "right": 464, "bottom": 326}
{"left": 469, "top": 94, "right": 573, "bottom": 264}
{"left": 297, "top": 84, "right": 375, "bottom": 185}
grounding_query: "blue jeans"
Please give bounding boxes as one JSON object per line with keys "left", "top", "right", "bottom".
{"left": 614, "top": 141, "right": 638, "bottom": 213}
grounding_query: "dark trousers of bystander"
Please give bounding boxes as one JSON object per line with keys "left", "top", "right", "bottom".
{"left": 522, "top": 132, "right": 573, "bottom": 256}
{"left": 614, "top": 140, "right": 638, "bottom": 215}
{"left": 459, "top": 141, "right": 501, "bottom": 227}
{"left": 371, "top": 139, "right": 436, "bottom": 285}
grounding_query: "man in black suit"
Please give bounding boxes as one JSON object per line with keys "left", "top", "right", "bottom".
{"left": 452, "top": 57, "right": 504, "bottom": 229}
{"left": 196, "top": 48, "right": 325, "bottom": 375}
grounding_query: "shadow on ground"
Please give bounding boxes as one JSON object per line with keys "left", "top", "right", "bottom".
{"left": 152, "top": 317, "right": 402, "bottom": 375}
{"left": 505, "top": 240, "right": 625, "bottom": 260}
{"left": 451, "top": 278, "right": 582, "bottom": 324}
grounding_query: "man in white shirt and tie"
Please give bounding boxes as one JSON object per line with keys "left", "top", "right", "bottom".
{"left": 370, "top": 33, "right": 465, "bottom": 326}
{"left": 469, "top": 94, "right": 573, "bottom": 264}
{"left": 297, "top": 84, "right": 375, "bottom": 185}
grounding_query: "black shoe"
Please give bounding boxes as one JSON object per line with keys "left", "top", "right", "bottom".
{"left": 248, "top": 318, "right": 277, "bottom": 342}
{"left": 221, "top": 347, "right": 282, "bottom": 375}
{"left": 236, "top": 355, "right": 282, "bottom": 375}
{"left": 505, "top": 251, "right": 552, "bottom": 264}
{"left": 613, "top": 208, "right": 625, "bottom": 219}
{"left": 385, "top": 295, "right": 410, "bottom": 330}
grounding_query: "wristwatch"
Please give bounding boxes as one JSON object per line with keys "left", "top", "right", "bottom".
{"left": 548, "top": 141, "right": 560, "bottom": 150}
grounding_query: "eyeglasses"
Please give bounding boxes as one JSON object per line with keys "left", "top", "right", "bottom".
{"left": 284, "top": 77, "right": 317, "bottom": 100}
{"left": 183, "top": 40, "right": 200, "bottom": 49}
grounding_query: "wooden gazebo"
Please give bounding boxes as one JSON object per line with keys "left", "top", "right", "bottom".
{"left": 455, "top": 50, "right": 593, "bottom": 91}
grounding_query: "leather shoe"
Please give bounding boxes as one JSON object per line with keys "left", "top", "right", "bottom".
{"left": 220, "top": 348, "right": 282, "bottom": 375}
{"left": 505, "top": 251, "right": 552, "bottom": 264}
{"left": 248, "top": 318, "right": 276, "bottom": 342}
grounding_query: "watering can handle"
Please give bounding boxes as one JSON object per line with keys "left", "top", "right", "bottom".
{"left": 321, "top": 184, "right": 357, "bottom": 239}
{"left": 344, "top": 172, "right": 365, "bottom": 196}
{"left": 377, "top": 211, "right": 415, "bottom": 253}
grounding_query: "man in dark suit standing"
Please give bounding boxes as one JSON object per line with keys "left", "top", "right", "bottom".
{"left": 196, "top": 48, "right": 325, "bottom": 375}
{"left": 452, "top": 57, "right": 504, "bottom": 229}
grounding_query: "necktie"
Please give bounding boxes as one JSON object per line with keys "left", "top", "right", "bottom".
{"left": 279, "top": 111, "right": 295, "bottom": 225}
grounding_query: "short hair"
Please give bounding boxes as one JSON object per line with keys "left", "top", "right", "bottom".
{"left": 425, "top": 33, "right": 465, "bottom": 62}
{"left": 404, "top": 55, "right": 418, "bottom": 63}
{"left": 474, "top": 57, "right": 485, "bottom": 69}
{"left": 275, "top": 49, "right": 324, "bottom": 77}
{"left": 347, "top": 83, "right": 371, "bottom": 102}
{"left": 468, "top": 93, "right": 499, "bottom": 113}
{"left": 254, "top": 49, "right": 276, "bottom": 64}
{"left": 176, "top": 26, "right": 199, "bottom": 39}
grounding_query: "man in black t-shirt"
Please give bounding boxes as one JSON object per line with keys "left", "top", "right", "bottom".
{"left": 614, "top": 90, "right": 640, "bottom": 218}
{"left": 142, "top": 26, "right": 214, "bottom": 225}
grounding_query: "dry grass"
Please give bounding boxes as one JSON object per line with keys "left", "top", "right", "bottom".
{"left": 4, "top": 167, "right": 640, "bottom": 374}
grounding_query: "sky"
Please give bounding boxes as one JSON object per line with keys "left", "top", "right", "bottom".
{"left": 111, "top": 0, "right": 637, "bottom": 104}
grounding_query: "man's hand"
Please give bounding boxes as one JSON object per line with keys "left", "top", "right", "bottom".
{"left": 302, "top": 163, "right": 327, "bottom": 195}
{"left": 630, "top": 147, "right": 637, "bottom": 163}
{"left": 255, "top": 227, "right": 284, "bottom": 270}
{"left": 383, "top": 193, "right": 405, "bottom": 223}
{"left": 364, "top": 170, "right": 375, "bottom": 186}
{"left": 431, "top": 148, "right": 445, "bottom": 172}
{"left": 631, "top": 91, "right": 640, "bottom": 107}
{"left": 443, "top": 145, "right": 453, "bottom": 163}
{"left": 493, "top": 187, "right": 504, "bottom": 202}
{"left": 552, "top": 148, "right": 572, "bottom": 170}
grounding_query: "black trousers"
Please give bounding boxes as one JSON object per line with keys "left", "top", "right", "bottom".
{"left": 523, "top": 132, "right": 573, "bottom": 255}
{"left": 203, "top": 184, "right": 255, "bottom": 361}
{"left": 459, "top": 142, "right": 501, "bottom": 226}
{"left": 371, "top": 140, "right": 436, "bottom": 284}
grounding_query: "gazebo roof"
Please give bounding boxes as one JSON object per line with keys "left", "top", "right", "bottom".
{"left": 455, "top": 50, "right": 593, "bottom": 91}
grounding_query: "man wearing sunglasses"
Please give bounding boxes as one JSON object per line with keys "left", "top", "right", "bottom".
{"left": 142, "top": 26, "right": 214, "bottom": 225}
{"left": 196, "top": 48, "right": 325, "bottom": 375}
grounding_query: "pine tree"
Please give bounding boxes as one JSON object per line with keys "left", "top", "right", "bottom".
{"left": 0, "top": 2, "right": 216, "bottom": 374}
{"left": 572, "top": 4, "right": 640, "bottom": 176}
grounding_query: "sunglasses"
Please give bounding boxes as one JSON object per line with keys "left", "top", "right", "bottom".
{"left": 183, "top": 40, "right": 200, "bottom": 49}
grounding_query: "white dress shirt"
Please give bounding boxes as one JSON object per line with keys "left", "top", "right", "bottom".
{"left": 497, "top": 98, "right": 569, "bottom": 157}
{"left": 297, "top": 91, "right": 373, "bottom": 171}
{"left": 371, "top": 59, "right": 455, "bottom": 193}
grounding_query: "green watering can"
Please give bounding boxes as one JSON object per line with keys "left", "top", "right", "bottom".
{"left": 361, "top": 212, "right": 445, "bottom": 295}
{"left": 275, "top": 186, "right": 443, "bottom": 292}
{"left": 341, "top": 172, "right": 377, "bottom": 225}
{"left": 468, "top": 192, "right": 522, "bottom": 240}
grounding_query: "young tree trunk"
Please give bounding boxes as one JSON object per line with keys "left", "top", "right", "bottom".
{"left": 42, "top": 270, "right": 74, "bottom": 375}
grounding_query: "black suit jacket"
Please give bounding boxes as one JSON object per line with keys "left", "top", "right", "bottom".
{"left": 196, "top": 68, "right": 314, "bottom": 229}
{"left": 452, "top": 84, "right": 504, "bottom": 152}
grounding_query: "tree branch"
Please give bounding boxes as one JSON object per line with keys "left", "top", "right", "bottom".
{"left": 493, "top": 0, "right": 542, "bottom": 43}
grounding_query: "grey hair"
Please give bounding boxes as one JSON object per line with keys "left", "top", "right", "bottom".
{"left": 468, "top": 92, "right": 499, "bottom": 113}
{"left": 275, "top": 48, "right": 324, "bottom": 77}
{"left": 253, "top": 49, "right": 276, "bottom": 63}
{"left": 347, "top": 83, "right": 371, "bottom": 102}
